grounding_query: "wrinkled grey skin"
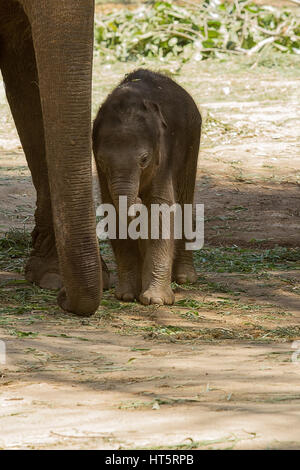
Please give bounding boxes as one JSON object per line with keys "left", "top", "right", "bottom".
{"left": 93, "top": 69, "right": 201, "bottom": 305}
{"left": 0, "top": 0, "right": 106, "bottom": 316}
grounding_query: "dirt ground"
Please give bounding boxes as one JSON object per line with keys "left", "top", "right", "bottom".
{"left": 0, "top": 3, "right": 300, "bottom": 450}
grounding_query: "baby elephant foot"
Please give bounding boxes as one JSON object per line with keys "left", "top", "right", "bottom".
{"left": 174, "top": 265, "right": 197, "bottom": 284}
{"left": 115, "top": 277, "right": 140, "bottom": 302}
{"left": 116, "top": 290, "right": 136, "bottom": 302}
{"left": 140, "top": 286, "right": 175, "bottom": 306}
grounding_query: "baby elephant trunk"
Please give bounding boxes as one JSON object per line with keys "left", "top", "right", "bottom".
{"left": 109, "top": 172, "right": 140, "bottom": 214}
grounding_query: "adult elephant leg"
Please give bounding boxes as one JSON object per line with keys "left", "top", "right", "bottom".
{"left": 22, "top": 0, "right": 101, "bottom": 315}
{"left": 0, "top": 9, "right": 61, "bottom": 290}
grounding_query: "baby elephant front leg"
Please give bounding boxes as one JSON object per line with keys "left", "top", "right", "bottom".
{"left": 111, "top": 239, "right": 142, "bottom": 302}
{"left": 140, "top": 238, "right": 175, "bottom": 306}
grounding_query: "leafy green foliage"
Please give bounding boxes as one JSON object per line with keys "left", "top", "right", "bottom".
{"left": 94, "top": 0, "right": 300, "bottom": 62}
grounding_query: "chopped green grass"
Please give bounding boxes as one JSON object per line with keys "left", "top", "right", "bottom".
{"left": 194, "top": 246, "right": 300, "bottom": 273}
{"left": 0, "top": 228, "right": 31, "bottom": 273}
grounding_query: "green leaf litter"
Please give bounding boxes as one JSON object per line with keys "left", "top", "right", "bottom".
{"left": 94, "top": 0, "right": 300, "bottom": 62}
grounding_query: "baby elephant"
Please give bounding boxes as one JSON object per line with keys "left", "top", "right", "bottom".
{"left": 93, "top": 69, "right": 201, "bottom": 305}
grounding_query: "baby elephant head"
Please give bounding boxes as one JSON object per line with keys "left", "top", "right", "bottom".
{"left": 93, "top": 86, "right": 167, "bottom": 211}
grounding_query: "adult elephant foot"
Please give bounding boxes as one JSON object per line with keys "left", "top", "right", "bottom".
{"left": 25, "top": 259, "right": 62, "bottom": 289}
{"left": 24, "top": 228, "right": 60, "bottom": 289}
{"left": 25, "top": 229, "right": 110, "bottom": 291}
{"left": 26, "top": 255, "right": 110, "bottom": 290}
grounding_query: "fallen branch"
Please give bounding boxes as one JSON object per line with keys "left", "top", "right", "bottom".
{"left": 243, "top": 37, "right": 276, "bottom": 55}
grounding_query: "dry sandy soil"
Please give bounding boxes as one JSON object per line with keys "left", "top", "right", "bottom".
{"left": 0, "top": 3, "right": 300, "bottom": 451}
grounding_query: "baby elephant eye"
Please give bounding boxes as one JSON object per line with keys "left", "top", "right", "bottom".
{"left": 139, "top": 154, "right": 149, "bottom": 167}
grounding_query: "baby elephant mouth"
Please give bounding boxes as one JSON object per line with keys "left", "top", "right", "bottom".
{"left": 127, "top": 196, "right": 143, "bottom": 222}
{"left": 110, "top": 192, "right": 142, "bottom": 215}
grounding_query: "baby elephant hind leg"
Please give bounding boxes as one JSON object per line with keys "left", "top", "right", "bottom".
{"left": 173, "top": 241, "right": 198, "bottom": 284}
{"left": 173, "top": 142, "right": 199, "bottom": 285}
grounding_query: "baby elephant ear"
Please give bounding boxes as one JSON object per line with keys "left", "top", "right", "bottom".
{"left": 143, "top": 99, "right": 167, "bottom": 128}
